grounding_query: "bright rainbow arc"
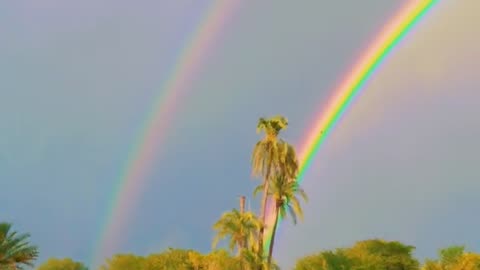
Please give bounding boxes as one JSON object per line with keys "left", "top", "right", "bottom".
{"left": 263, "top": 0, "right": 440, "bottom": 253}
{"left": 92, "top": 1, "right": 240, "bottom": 266}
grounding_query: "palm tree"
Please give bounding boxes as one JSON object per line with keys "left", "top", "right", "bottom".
{"left": 212, "top": 209, "right": 261, "bottom": 256}
{"left": 255, "top": 175, "right": 308, "bottom": 265}
{"left": 0, "top": 222, "right": 39, "bottom": 269}
{"left": 251, "top": 116, "right": 298, "bottom": 256}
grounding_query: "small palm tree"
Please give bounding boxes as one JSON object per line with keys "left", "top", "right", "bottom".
{"left": 251, "top": 116, "right": 298, "bottom": 256}
{"left": 212, "top": 210, "right": 261, "bottom": 256}
{"left": 255, "top": 175, "right": 308, "bottom": 265}
{"left": 0, "top": 222, "right": 39, "bottom": 269}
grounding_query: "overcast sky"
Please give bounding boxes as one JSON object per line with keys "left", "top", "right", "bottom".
{"left": 1, "top": 1, "right": 479, "bottom": 269}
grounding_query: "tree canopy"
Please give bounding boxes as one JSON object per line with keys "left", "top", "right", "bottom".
{"left": 37, "top": 258, "right": 88, "bottom": 270}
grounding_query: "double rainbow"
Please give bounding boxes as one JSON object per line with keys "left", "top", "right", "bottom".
{"left": 91, "top": 0, "right": 440, "bottom": 265}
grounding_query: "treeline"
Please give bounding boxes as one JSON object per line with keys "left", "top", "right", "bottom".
{"left": 2, "top": 116, "right": 479, "bottom": 269}
{"left": 22, "top": 240, "right": 480, "bottom": 270}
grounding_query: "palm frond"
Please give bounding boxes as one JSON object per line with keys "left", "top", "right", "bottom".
{"left": 267, "top": 175, "right": 308, "bottom": 226}
{"left": 0, "top": 222, "right": 38, "bottom": 269}
{"left": 212, "top": 210, "right": 262, "bottom": 255}
{"left": 253, "top": 184, "right": 265, "bottom": 198}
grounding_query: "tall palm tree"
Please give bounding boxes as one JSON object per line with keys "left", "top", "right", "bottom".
{"left": 212, "top": 209, "right": 261, "bottom": 256}
{"left": 255, "top": 175, "right": 308, "bottom": 265}
{"left": 251, "top": 116, "right": 298, "bottom": 256}
{"left": 0, "top": 222, "right": 39, "bottom": 270}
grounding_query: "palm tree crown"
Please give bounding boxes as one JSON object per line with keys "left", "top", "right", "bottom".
{"left": 260, "top": 176, "right": 308, "bottom": 224}
{"left": 212, "top": 209, "right": 261, "bottom": 255}
{"left": 269, "top": 176, "right": 308, "bottom": 224}
{"left": 255, "top": 175, "right": 308, "bottom": 265}
{"left": 252, "top": 116, "right": 297, "bottom": 180}
{"left": 0, "top": 222, "right": 39, "bottom": 270}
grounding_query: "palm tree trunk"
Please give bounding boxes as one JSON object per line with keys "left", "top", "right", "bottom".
{"left": 240, "top": 196, "right": 246, "bottom": 214}
{"left": 255, "top": 175, "right": 270, "bottom": 270}
{"left": 267, "top": 204, "right": 280, "bottom": 266}
{"left": 258, "top": 176, "right": 269, "bottom": 252}
{"left": 258, "top": 151, "right": 275, "bottom": 270}
{"left": 239, "top": 195, "right": 247, "bottom": 253}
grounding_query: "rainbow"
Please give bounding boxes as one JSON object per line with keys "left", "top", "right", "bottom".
{"left": 264, "top": 0, "right": 440, "bottom": 253}
{"left": 91, "top": 1, "right": 240, "bottom": 266}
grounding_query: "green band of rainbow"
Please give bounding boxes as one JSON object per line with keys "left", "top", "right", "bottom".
{"left": 264, "top": 0, "right": 440, "bottom": 254}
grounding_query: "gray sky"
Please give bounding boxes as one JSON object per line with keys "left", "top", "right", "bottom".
{"left": 1, "top": 1, "right": 479, "bottom": 269}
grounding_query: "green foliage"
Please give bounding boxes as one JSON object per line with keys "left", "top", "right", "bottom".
{"left": 37, "top": 258, "right": 88, "bottom": 270}
{"left": 422, "top": 245, "right": 480, "bottom": 270}
{"left": 295, "top": 239, "right": 420, "bottom": 270}
{"left": 251, "top": 116, "right": 298, "bottom": 181}
{"left": 100, "top": 248, "right": 245, "bottom": 270}
{"left": 60, "top": 242, "right": 480, "bottom": 270}
{"left": 257, "top": 175, "right": 308, "bottom": 225}
{"left": 100, "top": 254, "right": 145, "bottom": 270}
{"left": 212, "top": 209, "right": 261, "bottom": 254}
{"left": 346, "top": 239, "right": 420, "bottom": 270}
{"left": 452, "top": 253, "right": 480, "bottom": 270}
{"left": 237, "top": 248, "right": 282, "bottom": 270}
{"left": 423, "top": 259, "right": 442, "bottom": 270}
{"left": 295, "top": 250, "right": 352, "bottom": 270}
{"left": 144, "top": 248, "right": 195, "bottom": 270}
{"left": 203, "top": 249, "right": 242, "bottom": 270}
{"left": 256, "top": 116, "right": 288, "bottom": 137}
{"left": 0, "top": 222, "right": 39, "bottom": 269}
{"left": 98, "top": 248, "right": 283, "bottom": 270}
{"left": 438, "top": 245, "right": 465, "bottom": 267}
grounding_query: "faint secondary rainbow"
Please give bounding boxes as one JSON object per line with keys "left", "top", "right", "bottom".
{"left": 264, "top": 0, "right": 440, "bottom": 253}
{"left": 92, "top": 0, "right": 240, "bottom": 266}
